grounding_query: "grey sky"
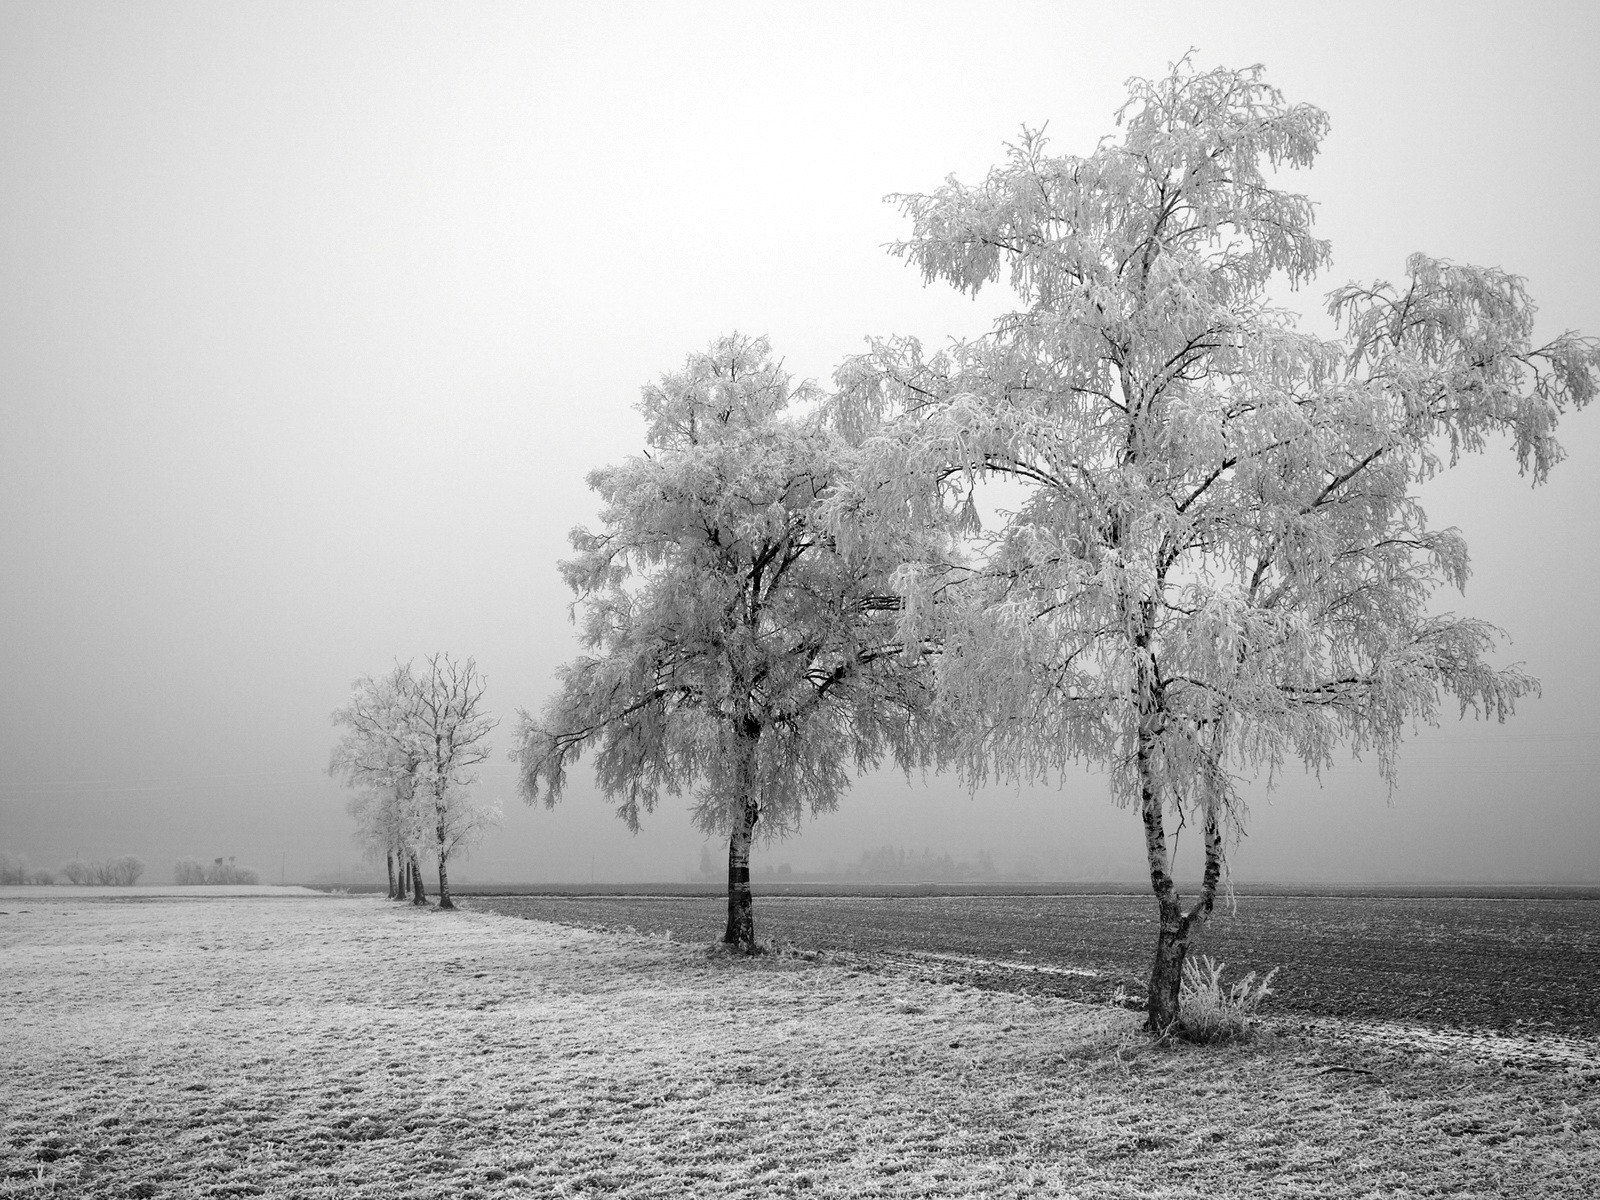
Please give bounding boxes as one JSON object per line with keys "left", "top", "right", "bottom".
{"left": 3, "top": 2, "right": 1597, "bottom": 885}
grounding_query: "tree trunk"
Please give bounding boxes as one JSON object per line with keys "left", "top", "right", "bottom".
{"left": 436, "top": 844, "right": 453, "bottom": 910}
{"left": 1140, "top": 766, "right": 1224, "bottom": 1035}
{"left": 385, "top": 850, "right": 397, "bottom": 900}
{"left": 409, "top": 850, "right": 427, "bottom": 906}
{"left": 1140, "top": 765, "right": 1185, "bottom": 1032}
{"left": 723, "top": 796, "right": 760, "bottom": 949}
{"left": 432, "top": 797, "right": 455, "bottom": 910}
{"left": 721, "top": 715, "right": 763, "bottom": 950}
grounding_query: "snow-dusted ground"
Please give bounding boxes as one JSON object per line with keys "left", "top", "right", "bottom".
{"left": 0, "top": 884, "right": 324, "bottom": 900}
{"left": 2, "top": 894, "right": 1596, "bottom": 1198}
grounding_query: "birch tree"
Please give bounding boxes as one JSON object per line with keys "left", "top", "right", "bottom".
{"left": 411, "top": 653, "right": 499, "bottom": 911}
{"left": 515, "top": 335, "right": 939, "bottom": 949}
{"left": 837, "top": 58, "right": 1597, "bottom": 1033}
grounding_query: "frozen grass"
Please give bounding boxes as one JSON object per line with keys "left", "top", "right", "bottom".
{"left": 1, "top": 895, "right": 1596, "bottom": 1198}
{"left": 0, "top": 885, "right": 322, "bottom": 900}
{"left": 1178, "top": 955, "right": 1278, "bottom": 1044}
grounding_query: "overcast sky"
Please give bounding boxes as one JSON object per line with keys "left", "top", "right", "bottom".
{"left": 3, "top": 1, "right": 1597, "bottom": 887}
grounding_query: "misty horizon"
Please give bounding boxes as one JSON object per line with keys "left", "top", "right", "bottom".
{"left": 4, "top": 4, "right": 1597, "bottom": 892}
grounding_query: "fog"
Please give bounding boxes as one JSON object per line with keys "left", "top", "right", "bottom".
{"left": 3, "top": 2, "right": 1596, "bottom": 887}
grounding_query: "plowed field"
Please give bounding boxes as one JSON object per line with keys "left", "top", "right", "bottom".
{"left": 466, "top": 890, "right": 1600, "bottom": 1035}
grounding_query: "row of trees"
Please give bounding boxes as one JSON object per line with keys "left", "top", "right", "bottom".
{"left": 1, "top": 853, "right": 260, "bottom": 886}
{"left": 58, "top": 855, "right": 146, "bottom": 886}
{"left": 329, "top": 653, "right": 498, "bottom": 910}
{"left": 0, "top": 853, "right": 58, "bottom": 885}
{"left": 512, "top": 58, "right": 1596, "bottom": 1034}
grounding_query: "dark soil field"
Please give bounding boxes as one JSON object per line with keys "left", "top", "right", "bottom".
{"left": 464, "top": 888, "right": 1600, "bottom": 1036}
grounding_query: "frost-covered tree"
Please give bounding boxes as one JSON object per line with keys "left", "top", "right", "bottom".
{"left": 331, "top": 657, "right": 498, "bottom": 909}
{"left": 0, "top": 852, "right": 32, "bottom": 885}
{"left": 343, "top": 784, "right": 415, "bottom": 899}
{"left": 331, "top": 663, "right": 428, "bottom": 903}
{"left": 410, "top": 653, "right": 499, "bottom": 910}
{"left": 515, "top": 335, "right": 939, "bottom": 949}
{"left": 837, "top": 58, "right": 1597, "bottom": 1032}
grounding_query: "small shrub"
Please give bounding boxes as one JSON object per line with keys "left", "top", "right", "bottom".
{"left": 1178, "top": 954, "right": 1278, "bottom": 1044}
{"left": 28, "top": 869, "right": 55, "bottom": 886}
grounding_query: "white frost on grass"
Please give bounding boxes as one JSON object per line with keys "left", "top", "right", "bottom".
{"left": 0, "top": 884, "right": 324, "bottom": 900}
{"left": 1, "top": 895, "right": 1596, "bottom": 1199}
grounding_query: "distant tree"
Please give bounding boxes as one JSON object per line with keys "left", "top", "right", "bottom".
{"left": 838, "top": 58, "right": 1597, "bottom": 1033}
{"left": 331, "top": 664, "right": 429, "bottom": 905}
{"left": 176, "top": 856, "right": 261, "bottom": 885}
{"left": 198, "top": 857, "right": 259, "bottom": 885}
{"left": 85, "top": 860, "right": 115, "bottom": 885}
{"left": 57, "top": 859, "right": 88, "bottom": 885}
{"left": 331, "top": 657, "right": 498, "bottom": 909}
{"left": 173, "top": 858, "right": 208, "bottom": 885}
{"left": 343, "top": 786, "right": 410, "bottom": 899}
{"left": 106, "top": 855, "right": 145, "bottom": 886}
{"left": 515, "top": 335, "right": 941, "bottom": 949}
{"left": 0, "top": 852, "right": 30, "bottom": 885}
{"left": 56, "top": 855, "right": 144, "bottom": 885}
{"left": 410, "top": 653, "right": 499, "bottom": 910}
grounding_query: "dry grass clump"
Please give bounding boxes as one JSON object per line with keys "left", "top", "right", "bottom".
{"left": 1, "top": 895, "right": 1596, "bottom": 1198}
{"left": 1178, "top": 954, "right": 1278, "bottom": 1044}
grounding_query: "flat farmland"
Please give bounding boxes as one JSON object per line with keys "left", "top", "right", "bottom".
{"left": 465, "top": 889, "right": 1600, "bottom": 1036}
{"left": 6, "top": 892, "right": 1599, "bottom": 1197}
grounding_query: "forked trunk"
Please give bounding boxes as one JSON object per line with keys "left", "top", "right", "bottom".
{"left": 1137, "top": 719, "right": 1224, "bottom": 1034}
{"left": 724, "top": 797, "right": 760, "bottom": 949}
{"left": 1141, "top": 806, "right": 1225, "bottom": 1034}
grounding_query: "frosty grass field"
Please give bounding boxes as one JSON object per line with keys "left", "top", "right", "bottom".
{"left": 468, "top": 888, "right": 1600, "bottom": 1035}
{"left": 3, "top": 890, "right": 1598, "bottom": 1199}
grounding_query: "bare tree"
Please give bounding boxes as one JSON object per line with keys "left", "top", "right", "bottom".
{"left": 411, "top": 653, "right": 498, "bottom": 910}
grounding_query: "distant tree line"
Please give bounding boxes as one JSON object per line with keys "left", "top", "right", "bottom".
{"left": 0, "top": 853, "right": 58, "bottom": 886}
{"left": 0, "top": 853, "right": 146, "bottom": 886}
{"left": 700, "top": 846, "right": 1004, "bottom": 885}
{"left": 0, "top": 852, "right": 274, "bottom": 887}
